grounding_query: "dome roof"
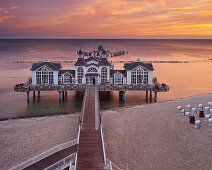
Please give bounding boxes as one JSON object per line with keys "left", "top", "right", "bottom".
{"left": 98, "top": 44, "right": 104, "bottom": 51}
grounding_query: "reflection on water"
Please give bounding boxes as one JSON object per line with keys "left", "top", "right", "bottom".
{"left": 0, "top": 39, "right": 212, "bottom": 119}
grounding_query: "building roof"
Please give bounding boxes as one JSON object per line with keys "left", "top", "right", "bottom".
{"left": 59, "top": 70, "right": 75, "bottom": 77}
{"left": 99, "top": 58, "right": 111, "bottom": 66}
{"left": 30, "top": 62, "right": 62, "bottom": 71}
{"left": 74, "top": 58, "right": 86, "bottom": 66}
{"left": 110, "top": 70, "right": 126, "bottom": 77}
{"left": 124, "top": 61, "right": 154, "bottom": 70}
{"left": 85, "top": 56, "right": 100, "bottom": 63}
{"left": 85, "top": 73, "right": 100, "bottom": 77}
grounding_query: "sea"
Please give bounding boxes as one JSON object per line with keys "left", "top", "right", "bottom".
{"left": 0, "top": 39, "right": 212, "bottom": 119}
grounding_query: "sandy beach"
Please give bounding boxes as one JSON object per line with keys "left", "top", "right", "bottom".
{"left": 1, "top": 94, "right": 212, "bottom": 170}
{"left": 102, "top": 94, "right": 212, "bottom": 170}
{"left": 0, "top": 113, "right": 79, "bottom": 170}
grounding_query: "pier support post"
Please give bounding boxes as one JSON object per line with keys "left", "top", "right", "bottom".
{"left": 154, "top": 91, "right": 157, "bottom": 102}
{"left": 59, "top": 92, "right": 61, "bottom": 102}
{"left": 145, "top": 91, "right": 148, "bottom": 103}
{"left": 33, "top": 91, "right": 35, "bottom": 99}
{"left": 122, "top": 91, "right": 125, "bottom": 101}
{"left": 150, "top": 91, "right": 152, "bottom": 103}
{"left": 62, "top": 91, "right": 65, "bottom": 100}
{"left": 27, "top": 92, "right": 30, "bottom": 102}
{"left": 65, "top": 91, "right": 67, "bottom": 96}
{"left": 119, "top": 91, "right": 122, "bottom": 101}
{"left": 38, "top": 91, "right": 40, "bottom": 97}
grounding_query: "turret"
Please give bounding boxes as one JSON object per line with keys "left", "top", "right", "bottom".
{"left": 77, "top": 49, "right": 83, "bottom": 58}
{"left": 102, "top": 50, "right": 107, "bottom": 58}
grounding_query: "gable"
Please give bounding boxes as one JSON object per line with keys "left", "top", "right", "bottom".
{"left": 86, "top": 60, "right": 99, "bottom": 65}
{"left": 36, "top": 65, "right": 53, "bottom": 71}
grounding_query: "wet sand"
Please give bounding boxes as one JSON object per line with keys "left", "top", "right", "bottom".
{"left": 0, "top": 113, "right": 79, "bottom": 170}
{"left": 102, "top": 94, "right": 212, "bottom": 170}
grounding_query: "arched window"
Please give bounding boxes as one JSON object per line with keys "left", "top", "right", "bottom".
{"left": 77, "top": 67, "right": 84, "bottom": 84}
{"left": 88, "top": 67, "right": 97, "bottom": 72}
{"left": 114, "top": 73, "right": 122, "bottom": 84}
{"left": 63, "top": 72, "right": 71, "bottom": 84}
{"left": 131, "top": 67, "right": 148, "bottom": 84}
{"left": 36, "top": 66, "right": 54, "bottom": 84}
{"left": 101, "top": 67, "right": 107, "bottom": 84}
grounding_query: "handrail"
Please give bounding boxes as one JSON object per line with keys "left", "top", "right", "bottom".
{"left": 77, "top": 124, "right": 81, "bottom": 144}
{"left": 9, "top": 139, "right": 78, "bottom": 170}
{"left": 44, "top": 153, "right": 76, "bottom": 170}
{"left": 106, "top": 159, "right": 122, "bottom": 170}
{"left": 100, "top": 125, "right": 107, "bottom": 166}
{"left": 80, "top": 87, "right": 87, "bottom": 124}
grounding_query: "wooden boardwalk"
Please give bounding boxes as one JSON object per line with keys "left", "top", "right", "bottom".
{"left": 77, "top": 86, "right": 105, "bottom": 170}
{"left": 24, "top": 145, "right": 77, "bottom": 170}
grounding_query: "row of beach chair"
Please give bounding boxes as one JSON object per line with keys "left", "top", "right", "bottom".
{"left": 177, "top": 102, "right": 212, "bottom": 129}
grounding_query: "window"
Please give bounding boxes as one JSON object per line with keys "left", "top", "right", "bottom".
{"left": 62, "top": 72, "right": 71, "bottom": 84}
{"left": 87, "top": 67, "right": 97, "bottom": 72}
{"left": 131, "top": 67, "right": 148, "bottom": 84}
{"left": 77, "top": 67, "right": 84, "bottom": 84}
{"left": 101, "top": 67, "right": 107, "bottom": 84}
{"left": 36, "top": 67, "right": 54, "bottom": 84}
{"left": 114, "top": 73, "right": 123, "bottom": 84}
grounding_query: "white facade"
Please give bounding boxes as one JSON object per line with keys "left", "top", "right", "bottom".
{"left": 30, "top": 46, "right": 154, "bottom": 86}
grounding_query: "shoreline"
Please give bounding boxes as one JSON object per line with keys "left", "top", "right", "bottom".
{"left": 1, "top": 92, "right": 211, "bottom": 122}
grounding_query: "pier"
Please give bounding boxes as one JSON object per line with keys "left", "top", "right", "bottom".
{"left": 77, "top": 86, "right": 105, "bottom": 169}
{"left": 14, "top": 83, "right": 169, "bottom": 103}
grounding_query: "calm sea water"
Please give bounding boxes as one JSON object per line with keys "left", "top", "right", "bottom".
{"left": 0, "top": 39, "right": 212, "bottom": 119}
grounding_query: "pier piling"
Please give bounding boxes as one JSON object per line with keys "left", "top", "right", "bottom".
{"left": 59, "top": 92, "right": 61, "bottom": 102}
{"left": 62, "top": 91, "right": 65, "bottom": 100}
{"left": 65, "top": 91, "right": 67, "bottom": 96}
{"left": 150, "top": 91, "right": 152, "bottom": 103}
{"left": 33, "top": 91, "right": 35, "bottom": 99}
{"left": 154, "top": 91, "right": 157, "bottom": 102}
{"left": 38, "top": 91, "right": 40, "bottom": 97}
{"left": 27, "top": 92, "right": 30, "bottom": 102}
{"left": 122, "top": 91, "right": 125, "bottom": 101}
{"left": 145, "top": 91, "right": 148, "bottom": 103}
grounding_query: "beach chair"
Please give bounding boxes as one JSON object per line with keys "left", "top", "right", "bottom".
{"left": 210, "top": 109, "right": 212, "bottom": 116}
{"left": 198, "top": 104, "right": 203, "bottom": 111}
{"left": 186, "top": 105, "right": 191, "bottom": 111}
{"left": 177, "top": 106, "right": 182, "bottom": 113}
{"left": 185, "top": 112, "right": 190, "bottom": 120}
{"left": 189, "top": 116, "right": 195, "bottom": 124}
{"left": 205, "top": 114, "right": 210, "bottom": 122}
{"left": 204, "top": 106, "right": 210, "bottom": 114}
{"left": 208, "top": 118, "right": 212, "bottom": 127}
{"left": 181, "top": 109, "right": 185, "bottom": 116}
{"left": 191, "top": 108, "right": 197, "bottom": 115}
{"left": 195, "top": 120, "right": 201, "bottom": 129}
{"left": 208, "top": 102, "right": 212, "bottom": 109}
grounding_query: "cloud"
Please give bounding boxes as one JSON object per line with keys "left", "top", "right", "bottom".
{"left": 1, "top": 0, "right": 212, "bottom": 38}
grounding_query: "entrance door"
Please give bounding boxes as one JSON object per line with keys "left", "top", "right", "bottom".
{"left": 93, "top": 78, "right": 96, "bottom": 85}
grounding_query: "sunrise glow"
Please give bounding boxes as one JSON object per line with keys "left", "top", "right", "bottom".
{"left": 0, "top": 0, "right": 212, "bottom": 38}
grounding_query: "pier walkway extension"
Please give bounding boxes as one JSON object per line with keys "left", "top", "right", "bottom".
{"left": 76, "top": 86, "right": 105, "bottom": 169}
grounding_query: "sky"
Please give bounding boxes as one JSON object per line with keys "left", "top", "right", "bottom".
{"left": 0, "top": 0, "right": 212, "bottom": 39}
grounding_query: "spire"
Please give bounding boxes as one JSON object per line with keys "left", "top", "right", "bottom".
{"left": 136, "top": 58, "right": 141, "bottom": 62}
{"left": 77, "top": 49, "right": 83, "bottom": 58}
{"left": 44, "top": 58, "right": 50, "bottom": 62}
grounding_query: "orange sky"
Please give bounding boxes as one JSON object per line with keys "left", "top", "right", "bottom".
{"left": 0, "top": 0, "right": 212, "bottom": 38}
